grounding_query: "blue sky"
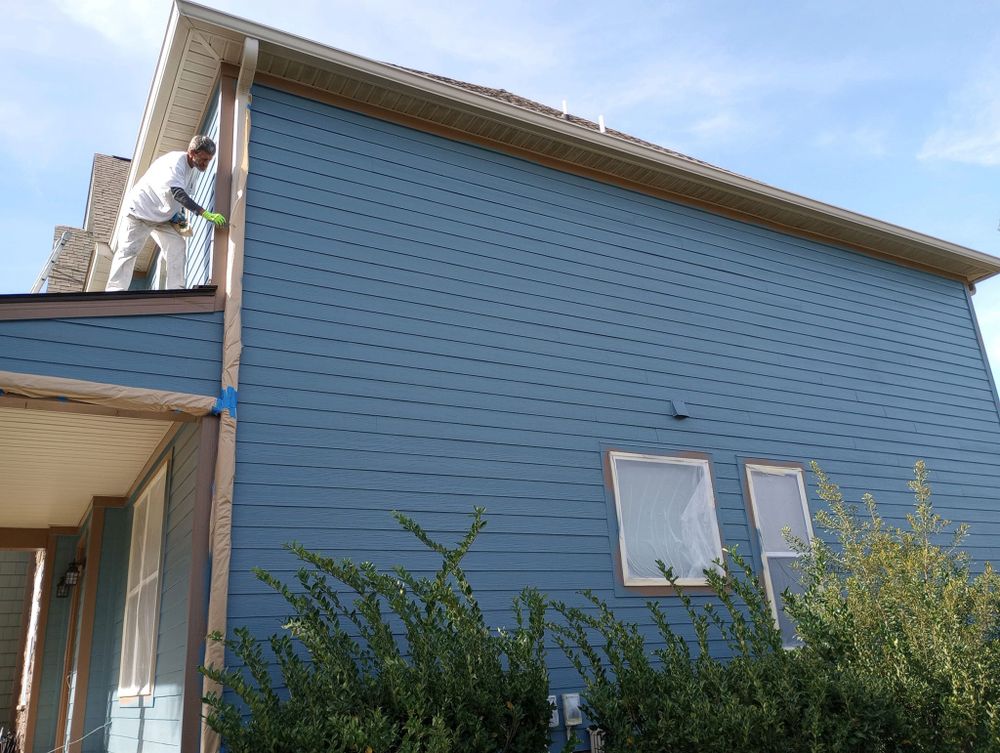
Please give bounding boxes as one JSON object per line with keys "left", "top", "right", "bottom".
{"left": 5, "top": 0, "right": 1000, "bottom": 362}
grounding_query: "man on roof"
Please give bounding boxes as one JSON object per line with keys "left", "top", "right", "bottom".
{"left": 105, "top": 134, "right": 227, "bottom": 291}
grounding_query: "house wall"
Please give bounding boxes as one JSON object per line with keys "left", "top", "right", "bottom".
{"left": 103, "top": 422, "right": 199, "bottom": 753}
{"left": 0, "top": 313, "right": 223, "bottom": 397}
{"left": 0, "top": 551, "right": 31, "bottom": 728}
{"left": 228, "top": 83, "right": 1000, "bottom": 739}
{"left": 32, "top": 534, "right": 78, "bottom": 753}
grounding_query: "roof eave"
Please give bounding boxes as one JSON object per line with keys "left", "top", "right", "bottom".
{"left": 150, "top": 0, "right": 1000, "bottom": 285}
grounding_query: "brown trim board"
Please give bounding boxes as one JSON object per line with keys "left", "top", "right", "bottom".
{"left": 0, "top": 529, "right": 48, "bottom": 550}
{"left": 180, "top": 415, "right": 219, "bottom": 753}
{"left": 0, "top": 286, "right": 221, "bottom": 321}
{"left": 67, "top": 506, "right": 106, "bottom": 753}
{"left": 254, "top": 71, "right": 969, "bottom": 285}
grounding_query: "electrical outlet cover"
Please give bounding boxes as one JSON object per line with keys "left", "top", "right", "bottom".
{"left": 562, "top": 692, "right": 583, "bottom": 726}
{"left": 547, "top": 695, "right": 559, "bottom": 728}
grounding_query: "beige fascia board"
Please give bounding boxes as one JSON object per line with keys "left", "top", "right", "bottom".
{"left": 174, "top": 1, "right": 1000, "bottom": 282}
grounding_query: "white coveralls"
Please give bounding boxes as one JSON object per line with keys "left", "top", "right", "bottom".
{"left": 106, "top": 151, "right": 196, "bottom": 291}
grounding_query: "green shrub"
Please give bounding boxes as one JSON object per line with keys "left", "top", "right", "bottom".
{"left": 788, "top": 461, "right": 1000, "bottom": 753}
{"left": 550, "top": 550, "right": 894, "bottom": 753}
{"left": 201, "top": 508, "right": 556, "bottom": 753}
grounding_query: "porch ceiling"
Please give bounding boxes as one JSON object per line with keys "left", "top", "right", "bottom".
{"left": 0, "top": 406, "right": 173, "bottom": 528}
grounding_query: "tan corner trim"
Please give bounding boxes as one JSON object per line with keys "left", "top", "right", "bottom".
{"left": 252, "top": 72, "right": 972, "bottom": 285}
{"left": 67, "top": 507, "right": 106, "bottom": 753}
{"left": 0, "top": 287, "right": 221, "bottom": 321}
{"left": 211, "top": 70, "right": 237, "bottom": 311}
{"left": 0, "top": 395, "right": 200, "bottom": 423}
{"left": 0, "top": 370, "right": 216, "bottom": 417}
{"left": 22, "top": 532, "right": 59, "bottom": 753}
{"left": 0, "top": 529, "right": 49, "bottom": 550}
{"left": 181, "top": 416, "right": 219, "bottom": 753}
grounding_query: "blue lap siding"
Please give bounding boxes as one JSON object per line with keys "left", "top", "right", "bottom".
{"left": 0, "top": 313, "right": 222, "bottom": 397}
{"left": 227, "top": 83, "right": 1000, "bottom": 737}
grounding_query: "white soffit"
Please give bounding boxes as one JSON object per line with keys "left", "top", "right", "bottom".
{"left": 0, "top": 407, "right": 173, "bottom": 528}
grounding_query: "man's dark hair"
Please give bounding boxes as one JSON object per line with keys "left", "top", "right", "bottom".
{"left": 188, "top": 134, "right": 216, "bottom": 155}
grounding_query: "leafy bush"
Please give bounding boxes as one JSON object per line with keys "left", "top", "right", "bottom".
{"left": 550, "top": 549, "right": 893, "bottom": 753}
{"left": 201, "top": 508, "right": 556, "bottom": 753}
{"left": 788, "top": 461, "right": 1000, "bottom": 752}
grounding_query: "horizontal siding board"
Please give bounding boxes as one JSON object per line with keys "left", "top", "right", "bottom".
{"left": 237, "top": 254, "right": 985, "bottom": 377}
{"left": 233, "top": 382, "right": 998, "bottom": 460}
{"left": 236, "top": 352, "right": 999, "bottom": 440}
{"left": 239, "top": 279, "right": 988, "bottom": 398}
{"left": 240, "top": 207, "right": 981, "bottom": 370}
{"left": 248, "top": 89, "right": 964, "bottom": 309}
{"left": 243, "top": 159, "right": 975, "bottom": 346}
{"left": 238, "top": 283, "right": 993, "bottom": 407}
{"left": 0, "top": 313, "right": 222, "bottom": 396}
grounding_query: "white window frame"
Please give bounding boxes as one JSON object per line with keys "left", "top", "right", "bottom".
{"left": 608, "top": 451, "right": 724, "bottom": 587}
{"left": 118, "top": 461, "right": 168, "bottom": 698}
{"left": 744, "top": 463, "right": 814, "bottom": 645}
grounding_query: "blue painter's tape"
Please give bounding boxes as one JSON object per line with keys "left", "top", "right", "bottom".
{"left": 213, "top": 386, "right": 238, "bottom": 418}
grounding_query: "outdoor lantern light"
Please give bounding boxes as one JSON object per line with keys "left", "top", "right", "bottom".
{"left": 56, "top": 577, "right": 70, "bottom": 599}
{"left": 64, "top": 561, "right": 81, "bottom": 586}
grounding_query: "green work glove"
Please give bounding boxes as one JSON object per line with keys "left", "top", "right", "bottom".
{"left": 202, "top": 210, "right": 227, "bottom": 227}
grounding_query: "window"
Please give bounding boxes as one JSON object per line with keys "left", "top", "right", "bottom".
{"left": 744, "top": 463, "right": 814, "bottom": 647}
{"left": 118, "top": 463, "right": 168, "bottom": 697}
{"left": 608, "top": 452, "right": 724, "bottom": 586}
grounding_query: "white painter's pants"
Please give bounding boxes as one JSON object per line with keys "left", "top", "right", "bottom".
{"left": 106, "top": 215, "right": 187, "bottom": 291}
